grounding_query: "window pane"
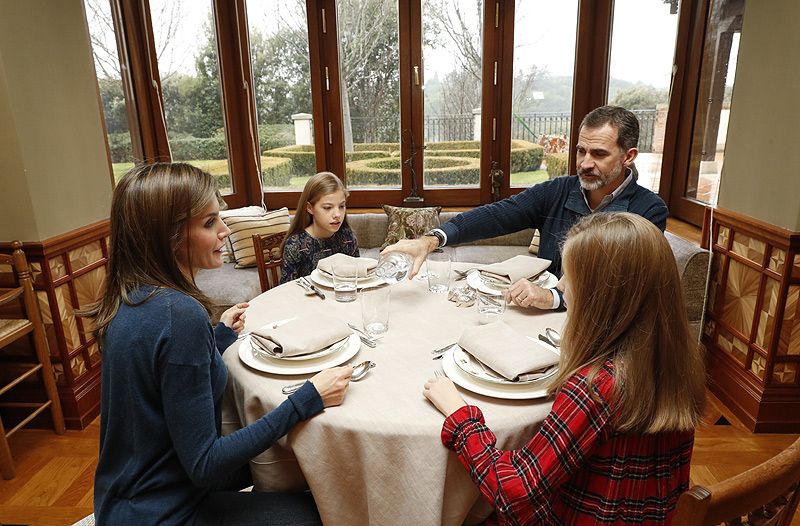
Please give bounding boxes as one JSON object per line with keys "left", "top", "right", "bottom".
{"left": 150, "top": 0, "right": 232, "bottom": 194}
{"left": 422, "top": 0, "right": 484, "bottom": 188}
{"left": 247, "top": 1, "right": 316, "bottom": 192}
{"left": 83, "top": 0, "right": 135, "bottom": 184}
{"left": 338, "top": 0, "right": 401, "bottom": 190}
{"left": 607, "top": 0, "right": 680, "bottom": 193}
{"left": 686, "top": 0, "right": 743, "bottom": 206}
{"left": 510, "top": 0, "right": 578, "bottom": 187}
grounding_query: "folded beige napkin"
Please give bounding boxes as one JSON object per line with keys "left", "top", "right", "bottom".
{"left": 317, "top": 253, "right": 378, "bottom": 278}
{"left": 457, "top": 321, "right": 559, "bottom": 381}
{"left": 250, "top": 314, "right": 351, "bottom": 357}
{"left": 477, "top": 255, "right": 551, "bottom": 286}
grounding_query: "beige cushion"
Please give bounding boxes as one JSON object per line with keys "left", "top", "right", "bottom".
{"left": 528, "top": 230, "right": 540, "bottom": 255}
{"left": 219, "top": 206, "right": 270, "bottom": 263}
{"left": 381, "top": 205, "right": 441, "bottom": 250}
{"left": 223, "top": 207, "right": 290, "bottom": 268}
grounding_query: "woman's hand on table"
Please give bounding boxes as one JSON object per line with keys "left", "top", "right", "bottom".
{"left": 311, "top": 366, "right": 353, "bottom": 407}
{"left": 423, "top": 377, "right": 467, "bottom": 417}
{"left": 381, "top": 237, "right": 438, "bottom": 279}
{"left": 220, "top": 302, "right": 249, "bottom": 334}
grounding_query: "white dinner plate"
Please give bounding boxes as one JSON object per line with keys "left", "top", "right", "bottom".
{"left": 465, "top": 269, "right": 557, "bottom": 296}
{"left": 442, "top": 347, "right": 555, "bottom": 400}
{"left": 239, "top": 332, "right": 361, "bottom": 375}
{"left": 309, "top": 268, "right": 386, "bottom": 290}
{"left": 452, "top": 346, "right": 557, "bottom": 386}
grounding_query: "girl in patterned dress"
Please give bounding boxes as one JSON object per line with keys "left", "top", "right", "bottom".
{"left": 280, "top": 172, "right": 359, "bottom": 284}
{"left": 423, "top": 212, "right": 706, "bottom": 526}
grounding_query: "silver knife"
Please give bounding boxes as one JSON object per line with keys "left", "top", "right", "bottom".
{"left": 307, "top": 283, "right": 326, "bottom": 299}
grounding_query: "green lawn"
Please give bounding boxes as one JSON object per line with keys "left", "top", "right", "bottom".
{"left": 510, "top": 169, "right": 548, "bottom": 186}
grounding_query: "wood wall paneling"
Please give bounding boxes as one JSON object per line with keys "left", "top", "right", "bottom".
{"left": 702, "top": 207, "right": 800, "bottom": 432}
{"left": 1, "top": 221, "right": 110, "bottom": 430}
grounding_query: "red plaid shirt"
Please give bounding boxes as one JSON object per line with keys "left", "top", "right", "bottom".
{"left": 442, "top": 361, "right": 694, "bottom": 525}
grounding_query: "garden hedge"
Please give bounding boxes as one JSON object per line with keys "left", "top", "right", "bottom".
{"left": 346, "top": 156, "right": 480, "bottom": 186}
{"left": 545, "top": 153, "right": 569, "bottom": 179}
{"left": 260, "top": 156, "right": 293, "bottom": 187}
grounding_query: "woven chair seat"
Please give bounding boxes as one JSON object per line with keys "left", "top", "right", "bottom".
{"left": 0, "top": 318, "right": 29, "bottom": 340}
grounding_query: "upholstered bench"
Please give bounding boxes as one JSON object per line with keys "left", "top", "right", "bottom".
{"left": 196, "top": 212, "right": 709, "bottom": 338}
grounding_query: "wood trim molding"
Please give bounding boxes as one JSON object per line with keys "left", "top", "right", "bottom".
{"left": 0, "top": 220, "right": 110, "bottom": 257}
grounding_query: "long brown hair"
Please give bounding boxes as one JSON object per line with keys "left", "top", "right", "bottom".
{"left": 548, "top": 212, "right": 705, "bottom": 433}
{"left": 83, "top": 163, "right": 219, "bottom": 345}
{"left": 280, "top": 171, "right": 350, "bottom": 253}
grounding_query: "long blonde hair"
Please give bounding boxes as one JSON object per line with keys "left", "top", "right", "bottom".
{"left": 83, "top": 163, "right": 219, "bottom": 345}
{"left": 548, "top": 212, "right": 705, "bottom": 433}
{"left": 281, "top": 172, "right": 350, "bottom": 253}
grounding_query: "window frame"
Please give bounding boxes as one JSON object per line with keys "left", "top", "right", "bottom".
{"left": 94, "top": 0, "right": 717, "bottom": 224}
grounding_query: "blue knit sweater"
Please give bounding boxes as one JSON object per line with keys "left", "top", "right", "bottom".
{"left": 440, "top": 175, "right": 668, "bottom": 277}
{"left": 94, "top": 287, "right": 324, "bottom": 525}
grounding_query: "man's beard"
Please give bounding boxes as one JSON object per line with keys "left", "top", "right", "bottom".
{"left": 578, "top": 163, "right": 623, "bottom": 191}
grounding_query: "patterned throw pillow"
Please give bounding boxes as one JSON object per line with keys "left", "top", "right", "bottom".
{"left": 219, "top": 206, "right": 267, "bottom": 263}
{"left": 381, "top": 205, "right": 442, "bottom": 250}
{"left": 528, "top": 230, "right": 540, "bottom": 255}
{"left": 222, "top": 207, "right": 290, "bottom": 268}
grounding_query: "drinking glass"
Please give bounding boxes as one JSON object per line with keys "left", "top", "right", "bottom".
{"left": 332, "top": 262, "right": 358, "bottom": 302}
{"left": 426, "top": 250, "right": 451, "bottom": 294}
{"left": 477, "top": 290, "right": 505, "bottom": 324}
{"left": 374, "top": 252, "right": 412, "bottom": 285}
{"left": 416, "top": 214, "right": 441, "bottom": 280}
{"left": 361, "top": 287, "right": 390, "bottom": 338}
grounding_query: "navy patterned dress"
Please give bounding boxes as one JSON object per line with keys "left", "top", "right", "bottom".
{"left": 280, "top": 226, "right": 360, "bottom": 284}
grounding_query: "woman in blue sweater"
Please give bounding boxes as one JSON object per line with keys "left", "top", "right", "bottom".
{"left": 88, "top": 163, "right": 352, "bottom": 525}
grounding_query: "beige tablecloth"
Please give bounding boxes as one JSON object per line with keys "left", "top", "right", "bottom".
{"left": 221, "top": 264, "right": 566, "bottom": 526}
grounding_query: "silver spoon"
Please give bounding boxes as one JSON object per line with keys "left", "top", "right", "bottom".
{"left": 545, "top": 327, "right": 561, "bottom": 347}
{"left": 281, "top": 361, "right": 376, "bottom": 395}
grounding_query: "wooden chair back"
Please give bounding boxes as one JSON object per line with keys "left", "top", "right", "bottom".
{"left": 672, "top": 436, "right": 800, "bottom": 525}
{"left": 0, "top": 241, "right": 65, "bottom": 479}
{"left": 252, "top": 232, "right": 286, "bottom": 293}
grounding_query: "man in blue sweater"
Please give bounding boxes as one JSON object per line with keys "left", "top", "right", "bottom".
{"left": 383, "top": 105, "right": 668, "bottom": 310}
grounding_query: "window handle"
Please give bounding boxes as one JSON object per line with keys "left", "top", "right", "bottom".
{"left": 413, "top": 65, "right": 420, "bottom": 86}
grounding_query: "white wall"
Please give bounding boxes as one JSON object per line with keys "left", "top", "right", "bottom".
{"left": 0, "top": 0, "right": 112, "bottom": 242}
{"left": 717, "top": 0, "right": 800, "bottom": 231}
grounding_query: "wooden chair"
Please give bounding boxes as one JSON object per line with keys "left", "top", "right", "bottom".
{"left": 672, "top": 436, "right": 800, "bottom": 525}
{"left": 0, "top": 241, "right": 65, "bottom": 479}
{"left": 252, "top": 232, "right": 286, "bottom": 293}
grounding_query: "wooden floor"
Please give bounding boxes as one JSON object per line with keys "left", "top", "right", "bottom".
{"left": 2, "top": 218, "right": 797, "bottom": 525}
{"left": 0, "top": 390, "right": 798, "bottom": 525}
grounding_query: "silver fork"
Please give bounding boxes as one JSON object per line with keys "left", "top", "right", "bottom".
{"left": 434, "top": 367, "right": 445, "bottom": 378}
{"left": 346, "top": 323, "right": 377, "bottom": 348}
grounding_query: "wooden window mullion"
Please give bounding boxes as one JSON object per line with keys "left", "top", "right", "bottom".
{"left": 113, "top": 0, "right": 170, "bottom": 162}
{"left": 307, "top": 0, "right": 345, "bottom": 182}
{"left": 569, "top": 0, "right": 614, "bottom": 172}
{"left": 660, "top": 0, "right": 713, "bottom": 226}
{"left": 213, "top": 0, "right": 259, "bottom": 208}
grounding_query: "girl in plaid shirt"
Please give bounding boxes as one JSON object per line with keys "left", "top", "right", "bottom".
{"left": 424, "top": 213, "right": 706, "bottom": 525}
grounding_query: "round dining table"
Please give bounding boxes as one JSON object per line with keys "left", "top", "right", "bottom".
{"left": 221, "top": 263, "right": 567, "bottom": 526}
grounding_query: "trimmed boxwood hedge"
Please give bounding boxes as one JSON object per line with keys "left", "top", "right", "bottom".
{"left": 171, "top": 136, "right": 228, "bottom": 161}
{"left": 545, "top": 153, "right": 569, "bottom": 179}
{"left": 265, "top": 139, "right": 543, "bottom": 182}
{"left": 263, "top": 144, "right": 317, "bottom": 176}
{"left": 346, "top": 156, "right": 481, "bottom": 186}
{"left": 260, "top": 156, "right": 293, "bottom": 187}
